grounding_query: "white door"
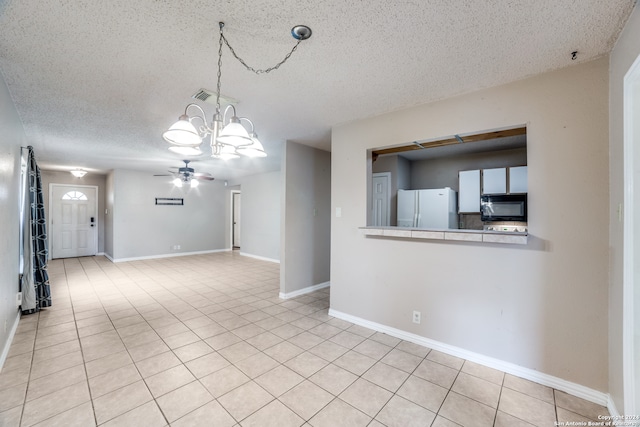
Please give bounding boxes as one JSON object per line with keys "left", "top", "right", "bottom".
{"left": 50, "top": 185, "right": 97, "bottom": 258}
{"left": 232, "top": 192, "right": 241, "bottom": 248}
{"left": 372, "top": 173, "right": 390, "bottom": 226}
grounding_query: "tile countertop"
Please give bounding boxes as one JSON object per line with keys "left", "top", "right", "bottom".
{"left": 359, "top": 226, "right": 528, "bottom": 245}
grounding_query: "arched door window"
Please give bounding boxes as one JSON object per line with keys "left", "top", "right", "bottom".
{"left": 62, "top": 191, "right": 88, "bottom": 201}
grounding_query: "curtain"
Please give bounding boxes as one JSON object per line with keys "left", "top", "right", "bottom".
{"left": 21, "top": 146, "right": 51, "bottom": 314}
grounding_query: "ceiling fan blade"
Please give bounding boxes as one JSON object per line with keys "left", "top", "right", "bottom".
{"left": 195, "top": 176, "right": 215, "bottom": 181}
{"left": 153, "top": 174, "right": 173, "bottom": 177}
{"left": 194, "top": 172, "right": 212, "bottom": 178}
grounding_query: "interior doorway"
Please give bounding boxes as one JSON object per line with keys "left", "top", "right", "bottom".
{"left": 231, "top": 191, "right": 241, "bottom": 249}
{"left": 372, "top": 172, "right": 391, "bottom": 226}
{"left": 49, "top": 184, "right": 98, "bottom": 259}
{"left": 623, "top": 50, "right": 640, "bottom": 415}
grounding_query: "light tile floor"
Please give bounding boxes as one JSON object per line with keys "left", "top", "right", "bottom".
{"left": 0, "top": 253, "right": 609, "bottom": 426}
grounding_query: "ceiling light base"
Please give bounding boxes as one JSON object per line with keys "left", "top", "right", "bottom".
{"left": 291, "top": 25, "right": 312, "bottom": 40}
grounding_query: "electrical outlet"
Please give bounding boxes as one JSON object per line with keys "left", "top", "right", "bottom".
{"left": 16, "top": 292, "right": 22, "bottom": 308}
{"left": 412, "top": 310, "right": 421, "bottom": 324}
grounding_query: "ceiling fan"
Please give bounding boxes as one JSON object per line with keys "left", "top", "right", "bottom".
{"left": 154, "top": 160, "right": 214, "bottom": 188}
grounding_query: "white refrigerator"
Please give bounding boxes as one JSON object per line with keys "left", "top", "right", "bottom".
{"left": 397, "top": 188, "right": 457, "bottom": 229}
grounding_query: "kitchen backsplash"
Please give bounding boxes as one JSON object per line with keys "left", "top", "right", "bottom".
{"left": 459, "top": 214, "right": 527, "bottom": 231}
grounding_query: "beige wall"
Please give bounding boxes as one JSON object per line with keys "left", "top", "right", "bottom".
{"left": 110, "top": 169, "right": 228, "bottom": 260}
{"left": 237, "top": 171, "right": 281, "bottom": 261}
{"left": 0, "top": 71, "right": 24, "bottom": 363}
{"left": 331, "top": 58, "right": 609, "bottom": 391}
{"left": 281, "top": 141, "right": 331, "bottom": 295}
{"left": 609, "top": 4, "right": 640, "bottom": 414}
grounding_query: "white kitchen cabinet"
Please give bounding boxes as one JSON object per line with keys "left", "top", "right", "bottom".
{"left": 458, "top": 169, "right": 480, "bottom": 213}
{"left": 482, "top": 168, "right": 507, "bottom": 194}
{"left": 509, "top": 166, "right": 528, "bottom": 193}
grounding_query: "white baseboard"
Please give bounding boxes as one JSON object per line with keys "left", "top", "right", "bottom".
{"left": 110, "top": 248, "right": 230, "bottom": 263}
{"left": 328, "top": 308, "right": 610, "bottom": 408}
{"left": 239, "top": 252, "right": 280, "bottom": 264}
{"left": 607, "top": 396, "right": 620, "bottom": 417}
{"left": 0, "top": 312, "right": 21, "bottom": 373}
{"left": 280, "top": 282, "right": 330, "bottom": 300}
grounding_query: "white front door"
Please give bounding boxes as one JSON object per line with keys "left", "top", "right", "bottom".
{"left": 50, "top": 184, "right": 98, "bottom": 259}
{"left": 372, "top": 173, "right": 390, "bottom": 226}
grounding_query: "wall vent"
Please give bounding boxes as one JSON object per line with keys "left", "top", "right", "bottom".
{"left": 191, "top": 88, "right": 237, "bottom": 106}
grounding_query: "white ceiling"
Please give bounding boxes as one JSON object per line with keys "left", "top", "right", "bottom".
{"left": 0, "top": 0, "right": 635, "bottom": 181}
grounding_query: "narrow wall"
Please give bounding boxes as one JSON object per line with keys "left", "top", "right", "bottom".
{"left": 40, "top": 170, "right": 107, "bottom": 255}
{"left": 238, "top": 171, "right": 281, "bottom": 262}
{"left": 331, "top": 58, "right": 609, "bottom": 391}
{"left": 281, "top": 141, "right": 331, "bottom": 295}
{"left": 0, "top": 71, "right": 24, "bottom": 364}
{"left": 104, "top": 171, "right": 114, "bottom": 258}
{"left": 609, "top": 3, "right": 640, "bottom": 414}
{"left": 111, "top": 169, "right": 227, "bottom": 260}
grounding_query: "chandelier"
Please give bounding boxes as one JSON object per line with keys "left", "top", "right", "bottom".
{"left": 163, "top": 22, "right": 312, "bottom": 160}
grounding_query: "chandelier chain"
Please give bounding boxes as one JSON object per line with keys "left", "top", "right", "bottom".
{"left": 215, "top": 24, "right": 224, "bottom": 113}
{"left": 220, "top": 31, "right": 302, "bottom": 75}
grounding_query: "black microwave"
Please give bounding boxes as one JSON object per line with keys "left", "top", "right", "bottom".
{"left": 480, "top": 194, "right": 527, "bottom": 222}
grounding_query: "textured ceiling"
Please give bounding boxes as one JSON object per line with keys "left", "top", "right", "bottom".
{"left": 0, "top": 0, "right": 635, "bottom": 180}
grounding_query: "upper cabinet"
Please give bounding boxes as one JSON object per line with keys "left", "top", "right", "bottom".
{"left": 482, "top": 168, "right": 507, "bottom": 194}
{"left": 460, "top": 166, "right": 527, "bottom": 214}
{"left": 458, "top": 170, "right": 481, "bottom": 213}
{"left": 508, "top": 166, "right": 528, "bottom": 194}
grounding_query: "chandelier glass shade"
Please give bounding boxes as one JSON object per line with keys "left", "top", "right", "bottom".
{"left": 162, "top": 116, "right": 202, "bottom": 147}
{"left": 162, "top": 21, "right": 311, "bottom": 160}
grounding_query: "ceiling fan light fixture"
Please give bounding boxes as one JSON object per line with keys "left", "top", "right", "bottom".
{"left": 70, "top": 169, "right": 87, "bottom": 178}
{"left": 172, "top": 177, "right": 183, "bottom": 187}
{"left": 190, "top": 179, "right": 199, "bottom": 188}
{"left": 163, "top": 115, "right": 202, "bottom": 147}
